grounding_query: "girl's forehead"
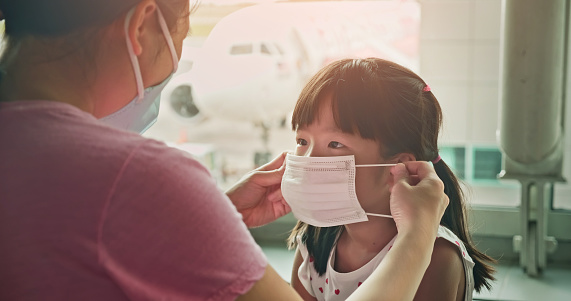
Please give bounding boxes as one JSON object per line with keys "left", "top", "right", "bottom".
{"left": 303, "top": 98, "right": 340, "bottom": 129}
{"left": 298, "top": 107, "right": 357, "bottom": 139}
{"left": 296, "top": 122, "right": 343, "bottom": 134}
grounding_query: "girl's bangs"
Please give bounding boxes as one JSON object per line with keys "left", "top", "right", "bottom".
{"left": 292, "top": 60, "right": 378, "bottom": 140}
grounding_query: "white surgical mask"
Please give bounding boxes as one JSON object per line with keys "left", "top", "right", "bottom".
{"left": 100, "top": 6, "right": 179, "bottom": 134}
{"left": 281, "top": 154, "right": 395, "bottom": 227}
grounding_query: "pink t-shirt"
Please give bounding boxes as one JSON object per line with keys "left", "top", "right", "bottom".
{"left": 0, "top": 100, "right": 267, "bottom": 300}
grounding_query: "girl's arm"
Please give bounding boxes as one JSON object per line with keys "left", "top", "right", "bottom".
{"left": 414, "top": 239, "right": 465, "bottom": 301}
{"left": 291, "top": 249, "right": 319, "bottom": 301}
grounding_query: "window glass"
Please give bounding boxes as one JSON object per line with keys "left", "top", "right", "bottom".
{"left": 273, "top": 43, "right": 284, "bottom": 55}
{"left": 261, "top": 43, "right": 271, "bottom": 55}
{"left": 440, "top": 146, "right": 466, "bottom": 180}
{"left": 137, "top": 0, "right": 570, "bottom": 212}
{"left": 230, "top": 44, "right": 253, "bottom": 55}
{"left": 473, "top": 148, "right": 502, "bottom": 181}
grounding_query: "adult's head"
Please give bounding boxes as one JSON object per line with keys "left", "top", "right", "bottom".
{"left": 0, "top": 0, "right": 193, "bottom": 120}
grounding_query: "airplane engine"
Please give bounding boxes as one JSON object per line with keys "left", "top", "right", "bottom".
{"left": 161, "top": 75, "right": 206, "bottom": 124}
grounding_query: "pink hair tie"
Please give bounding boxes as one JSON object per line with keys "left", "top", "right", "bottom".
{"left": 423, "top": 85, "right": 431, "bottom": 92}
{"left": 431, "top": 155, "right": 441, "bottom": 164}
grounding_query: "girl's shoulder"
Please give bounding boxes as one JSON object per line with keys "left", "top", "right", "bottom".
{"left": 436, "top": 226, "right": 475, "bottom": 266}
{"left": 421, "top": 225, "right": 475, "bottom": 301}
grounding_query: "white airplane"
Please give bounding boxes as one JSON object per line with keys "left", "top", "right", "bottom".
{"left": 161, "top": 0, "right": 420, "bottom": 163}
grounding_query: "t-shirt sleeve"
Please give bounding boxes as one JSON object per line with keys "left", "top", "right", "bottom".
{"left": 97, "top": 140, "right": 267, "bottom": 301}
{"left": 296, "top": 236, "right": 316, "bottom": 297}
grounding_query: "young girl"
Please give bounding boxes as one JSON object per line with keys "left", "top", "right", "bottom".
{"left": 282, "top": 58, "right": 495, "bottom": 301}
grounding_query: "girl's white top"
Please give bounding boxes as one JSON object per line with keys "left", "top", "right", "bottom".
{"left": 297, "top": 225, "right": 475, "bottom": 301}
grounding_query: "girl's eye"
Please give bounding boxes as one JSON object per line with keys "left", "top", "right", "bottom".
{"left": 328, "top": 141, "right": 345, "bottom": 149}
{"left": 297, "top": 138, "right": 308, "bottom": 146}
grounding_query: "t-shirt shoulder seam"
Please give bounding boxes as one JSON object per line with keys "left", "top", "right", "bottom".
{"left": 206, "top": 252, "right": 268, "bottom": 300}
{"left": 96, "top": 139, "right": 150, "bottom": 265}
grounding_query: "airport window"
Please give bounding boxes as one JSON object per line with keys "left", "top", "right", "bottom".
{"left": 440, "top": 146, "right": 504, "bottom": 183}
{"left": 273, "top": 43, "right": 284, "bottom": 55}
{"left": 472, "top": 148, "right": 503, "bottom": 181}
{"left": 261, "top": 43, "right": 271, "bottom": 55}
{"left": 144, "top": 0, "right": 571, "bottom": 212}
{"left": 437, "top": 145, "right": 521, "bottom": 211}
{"left": 439, "top": 146, "right": 466, "bottom": 180}
{"left": 230, "top": 44, "right": 253, "bottom": 55}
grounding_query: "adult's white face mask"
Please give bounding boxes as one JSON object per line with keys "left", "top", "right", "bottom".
{"left": 281, "top": 154, "right": 395, "bottom": 227}
{"left": 100, "top": 6, "right": 179, "bottom": 134}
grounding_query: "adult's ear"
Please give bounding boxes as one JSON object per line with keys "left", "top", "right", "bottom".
{"left": 125, "top": 0, "right": 158, "bottom": 56}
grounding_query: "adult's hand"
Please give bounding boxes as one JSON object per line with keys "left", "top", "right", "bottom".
{"left": 226, "top": 152, "right": 291, "bottom": 228}
{"left": 389, "top": 161, "right": 449, "bottom": 240}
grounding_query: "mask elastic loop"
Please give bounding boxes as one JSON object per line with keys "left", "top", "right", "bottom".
{"left": 155, "top": 6, "right": 179, "bottom": 73}
{"left": 358, "top": 163, "right": 395, "bottom": 219}
{"left": 366, "top": 213, "right": 393, "bottom": 219}
{"left": 124, "top": 8, "right": 145, "bottom": 102}
{"left": 123, "top": 6, "right": 179, "bottom": 103}
{"left": 355, "top": 163, "right": 397, "bottom": 168}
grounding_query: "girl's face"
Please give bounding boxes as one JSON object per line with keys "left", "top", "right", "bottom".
{"left": 294, "top": 95, "right": 395, "bottom": 215}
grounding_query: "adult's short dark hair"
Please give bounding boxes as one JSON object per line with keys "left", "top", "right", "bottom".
{"left": 0, "top": 0, "right": 192, "bottom": 37}
{"left": 0, "top": 0, "right": 194, "bottom": 91}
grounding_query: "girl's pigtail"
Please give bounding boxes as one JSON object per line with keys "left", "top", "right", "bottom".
{"left": 433, "top": 159, "right": 496, "bottom": 292}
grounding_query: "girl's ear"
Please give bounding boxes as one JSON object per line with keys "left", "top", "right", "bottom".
{"left": 394, "top": 153, "right": 416, "bottom": 163}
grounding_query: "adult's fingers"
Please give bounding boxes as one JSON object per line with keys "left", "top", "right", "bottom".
{"left": 401, "top": 161, "right": 431, "bottom": 177}
{"left": 251, "top": 164, "right": 286, "bottom": 187}
{"left": 390, "top": 163, "right": 410, "bottom": 185}
{"left": 402, "top": 161, "right": 441, "bottom": 182}
{"left": 407, "top": 175, "right": 420, "bottom": 186}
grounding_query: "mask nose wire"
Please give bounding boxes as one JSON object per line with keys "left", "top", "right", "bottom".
{"left": 354, "top": 163, "right": 397, "bottom": 219}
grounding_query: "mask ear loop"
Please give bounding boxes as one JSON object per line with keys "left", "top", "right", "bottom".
{"left": 354, "top": 163, "right": 397, "bottom": 219}
{"left": 123, "top": 6, "right": 180, "bottom": 103}
{"left": 155, "top": 6, "right": 179, "bottom": 74}
{"left": 124, "top": 8, "right": 145, "bottom": 103}
{"left": 367, "top": 213, "right": 393, "bottom": 219}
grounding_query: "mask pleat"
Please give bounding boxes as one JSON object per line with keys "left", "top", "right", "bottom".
{"left": 282, "top": 154, "right": 371, "bottom": 227}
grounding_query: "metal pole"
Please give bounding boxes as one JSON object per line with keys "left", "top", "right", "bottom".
{"left": 499, "top": 0, "right": 567, "bottom": 276}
